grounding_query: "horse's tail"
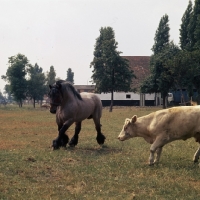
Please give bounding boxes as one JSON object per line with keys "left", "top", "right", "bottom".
{"left": 94, "top": 94, "right": 103, "bottom": 119}
{"left": 98, "top": 96, "right": 103, "bottom": 118}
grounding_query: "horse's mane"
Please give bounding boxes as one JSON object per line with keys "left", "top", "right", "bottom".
{"left": 56, "top": 80, "right": 82, "bottom": 101}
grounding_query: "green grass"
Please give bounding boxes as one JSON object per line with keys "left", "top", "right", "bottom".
{"left": 0, "top": 105, "right": 200, "bottom": 199}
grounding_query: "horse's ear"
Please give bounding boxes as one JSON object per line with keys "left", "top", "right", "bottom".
{"left": 56, "top": 83, "right": 62, "bottom": 90}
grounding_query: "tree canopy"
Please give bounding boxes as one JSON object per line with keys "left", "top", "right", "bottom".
{"left": 90, "top": 27, "right": 135, "bottom": 111}
{"left": 179, "top": 0, "right": 193, "bottom": 50}
{"left": 2, "top": 54, "right": 54, "bottom": 107}
{"left": 27, "top": 63, "right": 46, "bottom": 108}
{"left": 1, "top": 54, "right": 29, "bottom": 107}
{"left": 141, "top": 0, "right": 200, "bottom": 107}
{"left": 151, "top": 14, "right": 170, "bottom": 54}
{"left": 188, "top": 0, "right": 200, "bottom": 50}
{"left": 66, "top": 68, "right": 74, "bottom": 84}
{"left": 141, "top": 15, "right": 171, "bottom": 108}
{"left": 46, "top": 66, "right": 56, "bottom": 86}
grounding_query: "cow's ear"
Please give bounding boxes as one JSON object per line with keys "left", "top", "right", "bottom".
{"left": 131, "top": 115, "right": 137, "bottom": 123}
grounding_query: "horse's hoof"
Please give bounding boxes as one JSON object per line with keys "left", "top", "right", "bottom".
{"left": 60, "top": 141, "right": 67, "bottom": 148}
{"left": 52, "top": 146, "right": 59, "bottom": 150}
{"left": 52, "top": 145, "right": 60, "bottom": 150}
{"left": 52, "top": 140, "right": 60, "bottom": 150}
{"left": 96, "top": 134, "right": 106, "bottom": 145}
{"left": 61, "top": 134, "right": 69, "bottom": 147}
{"left": 69, "top": 136, "right": 78, "bottom": 147}
{"left": 68, "top": 141, "right": 77, "bottom": 147}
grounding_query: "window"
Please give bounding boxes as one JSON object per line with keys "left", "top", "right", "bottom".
{"left": 126, "top": 94, "right": 131, "bottom": 99}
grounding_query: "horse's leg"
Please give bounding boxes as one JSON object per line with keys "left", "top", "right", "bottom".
{"left": 52, "top": 120, "right": 73, "bottom": 150}
{"left": 58, "top": 124, "right": 70, "bottom": 148}
{"left": 93, "top": 118, "right": 106, "bottom": 145}
{"left": 52, "top": 125, "right": 64, "bottom": 149}
{"left": 55, "top": 125, "right": 69, "bottom": 147}
{"left": 69, "top": 122, "right": 82, "bottom": 147}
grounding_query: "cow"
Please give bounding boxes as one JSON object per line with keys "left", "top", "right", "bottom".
{"left": 118, "top": 106, "right": 200, "bottom": 165}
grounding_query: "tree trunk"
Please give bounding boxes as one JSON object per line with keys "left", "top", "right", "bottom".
{"left": 18, "top": 99, "right": 22, "bottom": 107}
{"left": 162, "top": 93, "right": 166, "bottom": 109}
{"left": 40, "top": 100, "right": 42, "bottom": 107}
{"left": 154, "top": 93, "right": 157, "bottom": 106}
{"left": 109, "top": 90, "right": 114, "bottom": 112}
{"left": 180, "top": 88, "right": 186, "bottom": 105}
{"left": 33, "top": 98, "right": 35, "bottom": 108}
{"left": 110, "top": 68, "right": 115, "bottom": 112}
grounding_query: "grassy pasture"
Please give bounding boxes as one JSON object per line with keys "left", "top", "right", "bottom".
{"left": 0, "top": 105, "right": 200, "bottom": 200}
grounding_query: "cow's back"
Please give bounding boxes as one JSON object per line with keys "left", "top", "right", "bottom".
{"left": 148, "top": 106, "right": 200, "bottom": 140}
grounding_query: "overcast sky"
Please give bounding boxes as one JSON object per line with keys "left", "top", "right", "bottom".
{"left": 0, "top": 0, "right": 194, "bottom": 93}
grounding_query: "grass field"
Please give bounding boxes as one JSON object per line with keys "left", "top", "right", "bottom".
{"left": 0, "top": 105, "right": 200, "bottom": 200}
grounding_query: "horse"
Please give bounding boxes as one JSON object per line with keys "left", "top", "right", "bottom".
{"left": 48, "top": 80, "right": 106, "bottom": 150}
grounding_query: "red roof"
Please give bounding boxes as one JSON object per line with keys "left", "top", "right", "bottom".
{"left": 122, "top": 56, "right": 150, "bottom": 91}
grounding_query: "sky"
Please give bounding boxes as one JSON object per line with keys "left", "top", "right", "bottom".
{"left": 0, "top": 0, "right": 194, "bottom": 94}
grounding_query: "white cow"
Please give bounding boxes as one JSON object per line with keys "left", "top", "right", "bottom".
{"left": 118, "top": 106, "right": 200, "bottom": 165}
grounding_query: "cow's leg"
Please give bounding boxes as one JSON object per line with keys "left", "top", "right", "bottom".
{"left": 149, "top": 136, "right": 167, "bottom": 165}
{"left": 193, "top": 147, "right": 200, "bottom": 163}
{"left": 154, "top": 147, "right": 163, "bottom": 163}
{"left": 93, "top": 118, "right": 106, "bottom": 145}
{"left": 149, "top": 150, "right": 155, "bottom": 166}
{"left": 52, "top": 119, "right": 74, "bottom": 150}
{"left": 69, "top": 122, "right": 82, "bottom": 147}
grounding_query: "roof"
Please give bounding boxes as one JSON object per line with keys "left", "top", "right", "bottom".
{"left": 74, "top": 85, "right": 95, "bottom": 90}
{"left": 74, "top": 56, "right": 151, "bottom": 92}
{"left": 122, "top": 56, "right": 150, "bottom": 91}
{"left": 74, "top": 85, "right": 95, "bottom": 92}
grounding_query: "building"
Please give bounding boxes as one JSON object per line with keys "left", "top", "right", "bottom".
{"left": 74, "top": 85, "right": 95, "bottom": 93}
{"left": 122, "top": 56, "right": 151, "bottom": 91}
{"left": 75, "top": 56, "right": 160, "bottom": 106}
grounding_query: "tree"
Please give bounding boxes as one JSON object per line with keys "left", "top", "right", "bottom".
{"left": 4, "top": 84, "right": 13, "bottom": 102}
{"left": 143, "top": 43, "right": 180, "bottom": 108}
{"left": 188, "top": 50, "right": 200, "bottom": 103}
{"left": 179, "top": 0, "right": 193, "bottom": 50}
{"left": 179, "top": 0, "right": 200, "bottom": 102}
{"left": 194, "top": 15, "right": 200, "bottom": 49}
{"left": 46, "top": 66, "right": 56, "bottom": 85}
{"left": 171, "top": 50, "right": 200, "bottom": 103}
{"left": 46, "top": 66, "right": 56, "bottom": 93}
{"left": 66, "top": 68, "right": 74, "bottom": 84}
{"left": 1, "top": 54, "right": 28, "bottom": 107}
{"left": 90, "top": 27, "right": 135, "bottom": 112}
{"left": 151, "top": 14, "right": 170, "bottom": 54}
{"left": 141, "top": 15, "right": 171, "bottom": 108}
{"left": 187, "top": 0, "right": 200, "bottom": 50}
{"left": 0, "top": 91, "right": 3, "bottom": 99}
{"left": 27, "top": 63, "right": 46, "bottom": 108}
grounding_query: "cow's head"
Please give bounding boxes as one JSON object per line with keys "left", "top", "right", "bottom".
{"left": 118, "top": 115, "right": 137, "bottom": 141}
{"left": 48, "top": 83, "right": 62, "bottom": 114}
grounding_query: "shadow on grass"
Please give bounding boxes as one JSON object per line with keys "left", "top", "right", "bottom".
{"left": 66, "top": 144, "right": 123, "bottom": 155}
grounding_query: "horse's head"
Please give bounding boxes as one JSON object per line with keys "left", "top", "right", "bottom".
{"left": 48, "top": 83, "right": 62, "bottom": 114}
